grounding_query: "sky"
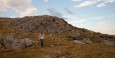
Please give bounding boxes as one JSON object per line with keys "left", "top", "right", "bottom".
{"left": 0, "top": 0, "right": 115, "bottom": 35}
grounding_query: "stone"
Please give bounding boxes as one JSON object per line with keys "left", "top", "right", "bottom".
{"left": 82, "top": 38, "right": 93, "bottom": 44}
{"left": 3, "top": 36, "right": 36, "bottom": 49}
{"left": 101, "top": 40, "right": 114, "bottom": 45}
{"left": 12, "top": 39, "right": 21, "bottom": 49}
{"left": 73, "top": 40, "right": 84, "bottom": 44}
{"left": 19, "top": 38, "right": 36, "bottom": 48}
{"left": 25, "top": 38, "right": 33, "bottom": 46}
{"left": 3, "top": 35, "right": 15, "bottom": 49}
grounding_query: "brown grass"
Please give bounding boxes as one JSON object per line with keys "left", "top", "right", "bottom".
{"left": 0, "top": 34, "right": 115, "bottom": 58}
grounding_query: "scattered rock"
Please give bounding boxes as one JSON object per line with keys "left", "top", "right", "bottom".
{"left": 73, "top": 40, "right": 84, "bottom": 44}
{"left": 101, "top": 40, "right": 114, "bottom": 45}
{"left": 82, "top": 38, "right": 93, "bottom": 44}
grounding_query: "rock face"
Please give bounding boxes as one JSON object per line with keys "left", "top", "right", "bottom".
{"left": 2, "top": 35, "right": 36, "bottom": 49}
{"left": 9, "top": 15, "right": 75, "bottom": 33}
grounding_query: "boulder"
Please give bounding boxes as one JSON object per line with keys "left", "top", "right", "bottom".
{"left": 82, "top": 38, "right": 93, "bottom": 44}
{"left": 12, "top": 39, "right": 22, "bottom": 49}
{"left": 3, "top": 35, "right": 15, "bottom": 48}
{"left": 19, "top": 38, "right": 36, "bottom": 48}
{"left": 73, "top": 40, "right": 84, "bottom": 44}
{"left": 25, "top": 38, "right": 34, "bottom": 47}
{"left": 2, "top": 36, "right": 36, "bottom": 49}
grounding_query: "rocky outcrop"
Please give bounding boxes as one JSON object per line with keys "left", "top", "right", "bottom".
{"left": 9, "top": 15, "right": 75, "bottom": 33}
{"left": 1, "top": 35, "right": 37, "bottom": 49}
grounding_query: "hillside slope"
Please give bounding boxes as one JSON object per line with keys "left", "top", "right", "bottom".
{"left": 0, "top": 15, "right": 115, "bottom": 58}
{"left": 1, "top": 15, "right": 115, "bottom": 43}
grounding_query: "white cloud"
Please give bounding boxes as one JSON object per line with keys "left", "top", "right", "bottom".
{"left": 96, "top": 3, "right": 106, "bottom": 7}
{"left": 0, "top": 0, "right": 37, "bottom": 17}
{"left": 64, "top": 8, "right": 74, "bottom": 15}
{"left": 108, "top": 15, "right": 115, "bottom": 17}
{"left": 76, "top": 1, "right": 97, "bottom": 7}
{"left": 0, "top": 1, "right": 6, "bottom": 11}
{"left": 72, "top": 0, "right": 82, "bottom": 2}
{"left": 84, "top": 15, "right": 115, "bottom": 35}
{"left": 69, "top": 19, "right": 86, "bottom": 24}
{"left": 20, "top": 8, "right": 37, "bottom": 17}
{"left": 63, "top": 15, "right": 87, "bottom": 26}
{"left": 64, "top": 15, "right": 115, "bottom": 35}
{"left": 73, "top": 0, "right": 115, "bottom": 7}
{"left": 47, "top": 8, "right": 63, "bottom": 17}
{"left": 44, "top": 0, "right": 48, "bottom": 2}
{"left": 105, "top": 0, "right": 115, "bottom": 3}
{"left": 90, "top": 23, "right": 115, "bottom": 35}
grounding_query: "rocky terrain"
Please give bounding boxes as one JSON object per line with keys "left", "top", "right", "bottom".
{"left": 0, "top": 15, "right": 115, "bottom": 58}
{"left": 9, "top": 15, "right": 75, "bottom": 33}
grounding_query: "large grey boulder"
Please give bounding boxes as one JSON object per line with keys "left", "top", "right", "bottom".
{"left": 12, "top": 39, "right": 22, "bottom": 49}
{"left": 12, "top": 38, "right": 37, "bottom": 49}
{"left": 25, "top": 38, "right": 34, "bottom": 46}
{"left": 19, "top": 38, "right": 36, "bottom": 48}
{"left": 2, "top": 35, "right": 36, "bottom": 49}
{"left": 3, "top": 35, "right": 15, "bottom": 49}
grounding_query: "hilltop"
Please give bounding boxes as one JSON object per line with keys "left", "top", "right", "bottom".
{"left": 8, "top": 15, "right": 75, "bottom": 33}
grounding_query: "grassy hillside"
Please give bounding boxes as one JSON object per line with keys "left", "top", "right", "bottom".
{"left": 0, "top": 38, "right": 115, "bottom": 58}
{"left": 0, "top": 16, "right": 115, "bottom": 58}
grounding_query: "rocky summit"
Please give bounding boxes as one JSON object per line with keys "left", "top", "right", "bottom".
{"left": 9, "top": 15, "right": 75, "bottom": 33}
